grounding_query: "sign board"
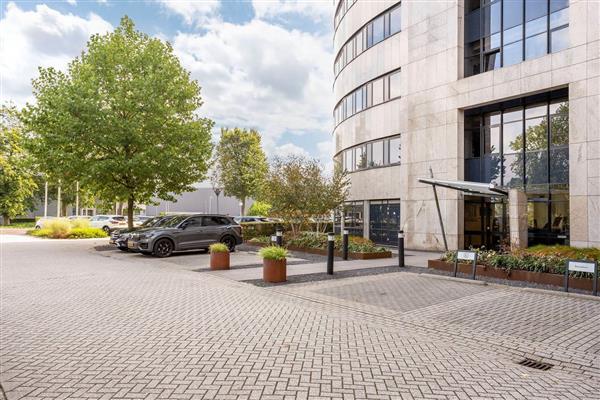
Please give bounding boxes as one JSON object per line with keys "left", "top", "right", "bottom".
{"left": 270, "top": 235, "right": 277, "bottom": 242}
{"left": 457, "top": 251, "right": 476, "bottom": 261}
{"left": 567, "top": 260, "right": 596, "bottom": 274}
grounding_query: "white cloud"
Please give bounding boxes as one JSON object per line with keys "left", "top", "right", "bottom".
{"left": 0, "top": 2, "right": 112, "bottom": 106}
{"left": 66, "top": 0, "right": 77, "bottom": 5}
{"left": 252, "top": 0, "right": 333, "bottom": 22}
{"left": 172, "top": 18, "right": 333, "bottom": 157}
{"left": 274, "top": 143, "right": 311, "bottom": 159}
{"left": 157, "top": 0, "right": 220, "bottom": 25}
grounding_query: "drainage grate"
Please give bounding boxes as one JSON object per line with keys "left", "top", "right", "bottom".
{"left": 518, "top": 358, "right": 553, "bottom": 371}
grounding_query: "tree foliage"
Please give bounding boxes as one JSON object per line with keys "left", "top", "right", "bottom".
{"left": 214, "top": 127, "right": 268, "bottom": 215}
{"left": 22, "top": 17, "right": 213, "bottom": 228}
{"left": 260, "top": 155, "right": 349, "bottom": 235}
{"left": 0, "top": 106, "right": 38, "bottom": 224}
{"left": 248, "top": 201, "right": 271, "bottom": 217}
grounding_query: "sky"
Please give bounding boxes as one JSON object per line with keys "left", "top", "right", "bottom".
{"left": 0, "top": 0, "right": 335, "bottom": 167}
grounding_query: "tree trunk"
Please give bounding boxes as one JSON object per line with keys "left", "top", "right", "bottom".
{"left": 2, "top": 214, "right": 10, "bottom": 226}
{"left": 240, "top": 197, "right": 246, "bottom": 216}
{"left": 61, "top": 203, "right": 68, "bottom": 217}
{"left": 127, "top": 195, "right": 135, "bottom": 229}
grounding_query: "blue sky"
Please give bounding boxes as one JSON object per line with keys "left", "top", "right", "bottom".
{"left": 0, "top": 0, "right": 335, "bottom": 164}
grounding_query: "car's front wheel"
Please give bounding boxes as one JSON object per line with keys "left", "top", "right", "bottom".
{"left": 102, "top": 226, "right": 110, "bottom": 233}
{"left": 118, "top": 246, "right": 129, "bottom": 252}
{"left": 153, "top": 238, "right": 174, "bottom": 258}
{"left": 220, "top": 235, "right": 236, "bottom": 252}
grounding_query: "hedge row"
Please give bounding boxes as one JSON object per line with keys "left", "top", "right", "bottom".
{"left": 240, "top": 222, "right": 333, "bottom": 240}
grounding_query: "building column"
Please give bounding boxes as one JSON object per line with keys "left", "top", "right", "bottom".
{"left": 508, "top": 189, "right": 528, "bottom": 250}
{"left": 363, "top": 201, "right": 370, "bottom": 240}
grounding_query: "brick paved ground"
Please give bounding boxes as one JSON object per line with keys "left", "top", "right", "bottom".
{"left": 1, "top": 239, "right": 599, "bottom": 399}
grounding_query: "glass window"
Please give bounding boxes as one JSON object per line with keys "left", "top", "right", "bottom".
{"left": 526, "top": 150, "right": 549, "bottom": 185}
{"left": 355, "top": 88, "right": 363, "bottom": 113}
{"left": 550, "top": 8, "right": 568, "bottom": 28}
{"left": 466, "top": 9, "right": 482, "bottom": 43}
{"left": 551, "top": 26, "right": 569, "bottom": 52}
{"left": 484, "top": 50, "right": 501, "bottom": 71}
{"left": 503, "top": 40, "right": 523, "bottom": 66}
{"left": 484, "top": 126, "right": 501, "bottom": 154}
{"left": 389, "top": 71, "right": 401, "bottom": 99}
{"left": 389, "top": 137, "right": 401, "bottom": 164}
{"left": 526, "top": 0, "right": 548, "bottom": 22}
{"left": 371, "top": 141, "right": 384, "bottom": 167}
{"left": 550, "top": 114, "right": 568, "bottom": 146}
{"left": 372, "top": 15, "right": 385, "bottom": 45}
{"left": 526, "top": 32, "right": 548, "bottom": 60}
{"left": 346, "top": 95, "right": 354, "bottom": 117}
{"left": 528, "top": 199, "right": 549, "bottom": 230}
{"left": 372, "top": 78, "right": 384, "bottom": 105}
{"left": 503, "top": 24, "right": 523, "bottom": 44}
{"left": 525, "top": 117, "right": 548, "bottom": 150}
{"left": 525, "top": 104, "right": 547, "bottom": 118}
{"left": 503, "top": 0, "right": 523, "bottom": 29}
{"left": 503, "top": 152, "right": 524, "bottom": 187}
{"left": 484, "top": 33, "right": 501, "bottom": 50}
{"left": 550, "top": 0, "right": 569, "bottom": 12}
{"left": 355, "top": 146, "right": 366, "bottom": 169}
{"left": 483, "top": 2, "right": 502, "bottom": 35}
{"left": 550, "top": 147, "right": 569, "bottom": 183}
{"left": 526, "top": 15, "right": 547, "bottom": 37}
{"left": 503, "top": 108, "right": 523, "bottom": 123}
{"left": 466, "top": 127, "right": 481, "bottom": 158}
{"left": 390, "top": 5, "right": 401, "bottom": 35}
{"left": 344, "top": 149, "right": 353, "bottom": 171}
{"left": 503, "top": 121, "right": 523, "bottom": 153}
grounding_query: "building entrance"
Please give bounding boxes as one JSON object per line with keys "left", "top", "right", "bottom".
{"left": 464, "top": 196, "right": 508, "bottom": 250}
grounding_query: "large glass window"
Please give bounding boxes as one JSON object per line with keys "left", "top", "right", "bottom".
{"left": 369, "top": 200, "right": 400, "bottom": 246}
{"left": 389, "top": 71, "right": 402, "bottom": 99}
{"left": 464, "top": 0, "right": 569, "bottom": 77}
{"left": 343, "top": 201, "right": 364, "bottom": 237}
{"left": 340, "top": 135, "right": 401, "bottom": 173}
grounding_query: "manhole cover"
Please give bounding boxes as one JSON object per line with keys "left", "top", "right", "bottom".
{"left": 517, "top": 358, "right": 553, "bottom": 371}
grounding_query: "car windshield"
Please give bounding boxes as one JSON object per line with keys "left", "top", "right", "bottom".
{"left": 112, "top": 216, "right": 126, "bottom": 221}
{"left": 159, "top": 215, "right": 189, "bottom": 228}
{"left": 140, "top": 217, "right": 158, "bottom": 227}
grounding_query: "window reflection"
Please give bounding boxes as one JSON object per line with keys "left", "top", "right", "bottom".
{"left": 341, "top": 135, "right": 401, "bottom": 173}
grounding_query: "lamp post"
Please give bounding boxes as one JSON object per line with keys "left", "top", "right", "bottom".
{"left": 213, "top": 187, "right": 222, "bottom": 214}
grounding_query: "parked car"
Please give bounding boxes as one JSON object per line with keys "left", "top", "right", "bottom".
{"left": 132, "top": 215, "right": 153, "bottom": 227}
{"left": 234, "top": 216, "right": 269, "bottom": 223}
{"left": 128, "top": 214, "right": 243, "bottom": 257}
{"left": 89, "top": 215, "right": 127, "bottom": 233}
{"left": 110, "top": 216, "right": 173, "bottom": 251}
{"left": 34, "top": 217, "right": 57, "bottom": 229}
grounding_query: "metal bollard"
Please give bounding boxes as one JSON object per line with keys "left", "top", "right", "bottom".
{"left": 327, "top": 232, "right": 335, "bottom": 275}
{"left": 398, "top": 230, "right": 405, "bottom": 268}
{"left": 276, "top": 229, "right": 283, "bottom": 247}
{"left": 342, "top": 229, "right": 349, "bottom": 260}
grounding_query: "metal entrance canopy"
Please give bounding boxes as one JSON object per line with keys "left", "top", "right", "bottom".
{"left": 418, "top": 178, "right": 508, "bottom": 197}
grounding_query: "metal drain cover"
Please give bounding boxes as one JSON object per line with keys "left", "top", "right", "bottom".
{"left": 518, "top": 358, "right": 553, "bottom": 371}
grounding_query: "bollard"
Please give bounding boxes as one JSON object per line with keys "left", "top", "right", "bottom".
{"left": 398, "top": 230, "right": 405, "bottom": 268}
{"left": 276, "top": 229, "right": 283, "bottom": 247}
{"left": 327, "top": 232, "right": 335, "bottom": 275}
{"left": 342, "top": 229, "right": 349, "bottom": 260}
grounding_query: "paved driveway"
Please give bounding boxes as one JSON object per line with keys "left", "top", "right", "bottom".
{"left": 1, "top": 239, "right": 599, "bottom": 399}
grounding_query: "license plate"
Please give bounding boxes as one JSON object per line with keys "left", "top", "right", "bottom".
{"left": 127, "top": 240, "right": 136, "bottom": 249}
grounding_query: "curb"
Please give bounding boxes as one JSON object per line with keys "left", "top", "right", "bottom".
{"left": 519, "top": 286, "right": 600, "bottom": 302}
{"left": 418, "top": 273, "right": 489, "bottom": 286}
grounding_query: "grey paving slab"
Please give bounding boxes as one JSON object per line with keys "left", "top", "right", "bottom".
{"left": 1, "top": 239, "right": 599, "bottom": 399}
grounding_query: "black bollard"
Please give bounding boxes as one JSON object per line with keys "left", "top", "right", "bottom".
{"left": 398, "top": 230, "right": 405, "bottom": 268}
{"left": 342, "top": 229, "right": 349, "bottom": 260}
{"left": 327, "top": 232, "right": 335, "bottom": 275}
{"left": 276, "top": 229, "right": 283, "bottom": 247}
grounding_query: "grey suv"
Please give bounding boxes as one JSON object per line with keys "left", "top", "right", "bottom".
{"left": 128, "top": 214, "right": 243, "bottom": 257}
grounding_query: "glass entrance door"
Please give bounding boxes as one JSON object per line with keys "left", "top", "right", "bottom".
{"left": 464, "top": 196, "right": 507, "bottom": 249}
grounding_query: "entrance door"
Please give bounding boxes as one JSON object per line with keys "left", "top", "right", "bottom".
{"left": 464, "top": 197, "right": 507, "bottom": 249}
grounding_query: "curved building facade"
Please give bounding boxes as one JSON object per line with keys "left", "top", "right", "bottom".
{"left": 333, "top": 0, "right": 600, "bottom": 250}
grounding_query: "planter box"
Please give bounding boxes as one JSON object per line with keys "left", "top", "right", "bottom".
{"left": 245, "top": 241, "right": 392, "bottom": 260}
{"left": 263, "top": 258, "right": 286, "bottom": 283}
{"left": 210, "top": 252, "right": 230, "bottom": 270}
{"left": 428, "top": 259, "right": 595, "bottom": 291}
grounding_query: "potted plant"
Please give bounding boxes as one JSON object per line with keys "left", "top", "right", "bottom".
{"left": 260, "top": 245, "right": 288, "bottom": 283}
{"left": 209, "top": 243, "right": 230, "bottom": 270}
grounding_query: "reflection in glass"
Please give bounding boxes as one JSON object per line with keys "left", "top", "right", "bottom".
{"left": 389, "top": 71, "right": 401, "bottom": 99}
{"left": 355, "top": 146, "right": 367, "bottom": 170}
{"left": 372, "top": 15, "right": 384, "bottom": 44}
{"left": 369, "top": 201, "right": 400, "bottom": 245}
{"left": 550, "top": 8, "right": 569, "bottom": 29}
{"left": 484, "top": 154, "right": 502, "bottom": 186}
{"left": 551, "top": 26, "right": 569, "bottom": 52}
{"left": 466, "top": 158, "right": 482, "bottom": 182}
{"left": 503, "top": 0, "right": 523, "bottom": 29}
{"left": 503, "top": 25, "right": 523, "bottom": 44}
{"left": 503, "top": 40, "right": 523, "bottom": 66}
{"left": 550, "top": 147, "right": 569, "bottom": 183}
{"left": 525, "top": 117, "right": 548, "bottom": 150}
{"left": 550, "top": 0, "right": 569, "bottom": 12}
{"left": 371, "top": 141, "right": 384, "bottom": 167}
{"left": 483, "top": 2, "right": 501, "bottom": 35}
{"left": 503, "top": 121, "right": 523, "bottom": 153}
{"left": 525, "top": 150, "right": 549, "bottom": 186}
{"left": 526, "top": 0, "right": 548, "bottom": 22}
{"left": 390, "top": 5, "right": 401, "bottom": 35}
{"left": 526, "top": 15, "right": 547, "bottom": 37}
{"left": 526, "top": 32, "right": 548, "bottom": 59}
{"left": 503, "top": 152, "right": 524, "bottom": 187}
{"left": 389, "top": 137, "right": 401, "bottom": 164}
{"left": 484, "top": 51, "right": 501, "bottom": 71}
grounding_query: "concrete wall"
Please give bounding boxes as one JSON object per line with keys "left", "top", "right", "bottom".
{"left": 333, "top": 0, "right": 600, "bottom": 250}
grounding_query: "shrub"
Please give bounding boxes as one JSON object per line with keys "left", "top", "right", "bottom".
{"left": 68, "top": 228, "right": 108, "bottom": 239}
{"left": 45, "top": 219, "right": 72, "bottom": 238}
{"left": 259, "top": 246, "right": 288, "bottom": 261}
{"left": 209, "top": 243, "right": 229, "bottom": 253}
{"left": 249, "top": 235, "right": 271, "bottom": 244}
{"left": 29, "top": 228, "right": 51, "bottom": 237}
{"left": 240, "top": 221, "right": 334, "bottom": 240}
{"left": 70, "top": 218, "right": 90, "bottom": 229}
{"left": 285, "top": 232, "right": 387, "bottom": 253}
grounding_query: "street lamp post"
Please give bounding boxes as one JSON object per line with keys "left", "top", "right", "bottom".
{"left": 213, "top": 187, "right": 222, "bottom": 214}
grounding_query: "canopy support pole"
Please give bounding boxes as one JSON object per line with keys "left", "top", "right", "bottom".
{"left": 430, "top": 168, "right": 448, "bottom": 252}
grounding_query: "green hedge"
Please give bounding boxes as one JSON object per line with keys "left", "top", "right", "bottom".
{"left": 442, "top": 246, "right": 599, "bottom": 277}
{"left": 249, "top": 231, "right": 387, "bottom": 253}
{"left": 28, "top": 227, "right": 108, "bottom": 239}
{"left": 240, "top": 222, "right": 333, "bottom": 240}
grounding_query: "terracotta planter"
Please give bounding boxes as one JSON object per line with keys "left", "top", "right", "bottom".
{"left": 263, "top": 258, "right": 287, "bottom": 283}
{"left": 210, "top": 252, "right": 230, "bottom": 270}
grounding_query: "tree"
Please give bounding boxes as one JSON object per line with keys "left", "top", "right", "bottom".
{"left": 214, "top": 127, "right": 268, "bottom": 216}
{"left": 22, "top": 17, "right": 213, "bottom": 228}
{"left": 248, "top": 201, "right": 271, "bottom": 216}
{"left": 260, "top": 155, "right": 349, "bottom": 235}
{"left": 0, "top": 106, "right": 38, "bottom": 225}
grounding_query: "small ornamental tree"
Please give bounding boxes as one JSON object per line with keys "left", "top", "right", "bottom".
{"left": 215, "top": 128, "right": 268, "bottom": 216}
{"left": 22, "top": 17, "right": 213, "bottom": 229}
{"left": 261, "top": 155, "right": 349, "bottom": 235}
{"left": 0, "top": 106, "right": 38, "bottom": 225}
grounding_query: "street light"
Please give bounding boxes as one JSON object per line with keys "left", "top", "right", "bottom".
{"left": 213, "top": 187, "right": 222, "bottom": 214}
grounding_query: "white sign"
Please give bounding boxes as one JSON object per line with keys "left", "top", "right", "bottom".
{"left": 270, "top": 235, "right": 277, "bottom": 242}
{"left": 568, "top": 261, "right": 596, "bottom": 273}
{"left": 457, "top": 251, "right": 477, "bottom": 261}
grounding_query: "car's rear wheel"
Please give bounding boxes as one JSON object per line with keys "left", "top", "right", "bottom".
{"left": 153, "top": 238, "right": 174, "bottom": 258}
{"left": 220, "top": 235, "right": 236, "bottom": 252}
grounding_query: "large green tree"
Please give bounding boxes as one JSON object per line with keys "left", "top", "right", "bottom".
{"left": 22, "top": 17, "right": 213, "bottom": 228}
{"left": 260, "top": 155, "right": 349, "bottom": 235}
{"left": 214, "top": 127, "right": 268, "bottom": 216}
{"left": 0, "top": 106, "right": 38, "bottom": 225}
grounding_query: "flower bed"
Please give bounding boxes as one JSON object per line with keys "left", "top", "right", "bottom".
{"left": 247, "top": 232, "right": 392, "bottom": 260}
{"left": 429, "top": 246, "right": 599, "bottom": 291}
